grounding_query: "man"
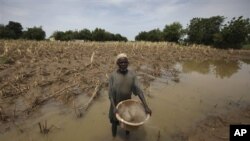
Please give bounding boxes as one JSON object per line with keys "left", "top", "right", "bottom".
{"left": 108, "top": 53, "right": 152, "bottom": 137}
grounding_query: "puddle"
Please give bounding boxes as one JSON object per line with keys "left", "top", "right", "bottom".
{"left": 148, "top": 60, "right": 250, "bottom": 140}
{"left": 1, "top": 60, "right": 250, "bottom": 141}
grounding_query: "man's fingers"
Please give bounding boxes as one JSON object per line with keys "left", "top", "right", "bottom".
{"left": 113, "top": 108, "right": 118, "bottom": 114}
{"left": 145, "top": 107, "right": 152, "bottom": 116}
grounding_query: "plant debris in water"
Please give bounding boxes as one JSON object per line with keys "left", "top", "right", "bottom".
{"left": 1, "top": 40, "right": 250, "bottom": 133}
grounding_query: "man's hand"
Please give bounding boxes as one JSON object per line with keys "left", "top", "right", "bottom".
{"left": 145, "top": 106, "right": 152, "bottom": 116}
{"left": 113, "top": 107, "right": 118, "bottom": 115}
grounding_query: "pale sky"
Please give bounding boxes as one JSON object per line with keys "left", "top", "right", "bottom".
{"left": 1, "top": 0, "right": 250, "bottom": 40}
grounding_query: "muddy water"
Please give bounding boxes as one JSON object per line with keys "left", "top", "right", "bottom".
{"left": 1, "top": 60, "right": 250, "bottom": 141}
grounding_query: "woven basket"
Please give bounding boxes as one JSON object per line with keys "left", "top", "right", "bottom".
{"left": 115, "top": 99, "right": 150, "bottom": 131}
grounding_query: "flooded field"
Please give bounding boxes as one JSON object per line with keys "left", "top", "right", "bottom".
{"left": 1, "top": 59, "right": 250, "bottom": 141}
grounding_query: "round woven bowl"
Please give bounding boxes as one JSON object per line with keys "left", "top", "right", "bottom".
{"left": 115, "top": 99, "right": 150, "bottom": 131}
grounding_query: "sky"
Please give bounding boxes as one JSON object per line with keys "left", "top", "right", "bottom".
{"left": 1, "top": 0, "right": 250, "bottom": 40}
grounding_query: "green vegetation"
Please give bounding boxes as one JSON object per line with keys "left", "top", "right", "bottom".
{"left": 1, "top": 15, "right": 250, "bottom": 49}
{"left": 163, "top": 22, "right": 184, "bottom": 43}
{"left": 242, "top": 44, "right": 250, "bottom": 49}
{"left": 219, "top": 16, "right": 250, "bottom": 49}
{"left": 22, "top": 26, "right": 46, "bottom": 41}
{"left": 0, "top": 56, "right": 15, "bottom": 64}
{"left": 52, "top": 28, "right": 127, "bottom": 41}
{"left": 0, "top": 56, "right": 8, "bottom": 64}
{"left": 187, "top": 16, "right": 224, "bottom": 45}
{"left": 135, "top": 16, "right": 250, "bottom": 49}
{"left": 0, "top": 21, "right": 45, "bottom": 40}
{"left": 0, "top": 21, "right": 23, "bottom": 39}
{"left": 135, "top": 22, "right": 184, "bottom": 43}
{"left": 135, "top": 29, "right": 164, "bottom": 42}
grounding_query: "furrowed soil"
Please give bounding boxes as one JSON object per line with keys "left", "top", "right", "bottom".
{"left": 0, "top": 40, "right": 250, "bottom": 140}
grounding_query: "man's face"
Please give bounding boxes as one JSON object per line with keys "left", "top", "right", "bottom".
{"left": 117, "top": 57, "right": 129, "bottom": 71}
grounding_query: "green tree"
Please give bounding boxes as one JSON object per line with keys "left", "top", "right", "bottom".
{"left": 163, "top": 22, "right": 183, "bottom": 43}
{"left": 135, "top": 29, "right": 163, "bottom": 42}
{"left": 187, "top": 18, "right": 203, "bottom": 44}
{"left": 187, "top": 16, "right": 224, "bottom": 45}
{"left": 92, "top": 28, "right": 121, "bottom": 41}
{"left": 135, "top": 31, "right": 148, "bottom": 41}
{"left": 52, "top": 30, "right": 76, "bottom": 41}
{"left": 63, "top": 30, "right": 77, "bottom": 41}
{"left": 5, "top": 21, "right": 23, "bottom": 39}
{"left": 51, "top": 28, "right": 127, "bottom": 41}
{"left": 147, "top": 29, "right": 164, "bottom": 42}
{"left": 113, "top": 34, "right": 127, "bottom": 41}
{"left": 0, "top": 24, "right": 15, "bottom": 39}
{"left": 52, "top": 31, "right": 65, "bottom": 40}
{"left": 92, "top": 28, "right": 106, "bottom": 41}
{"left": 78, "top": 29, "right": 92, "bottom": 41}
{"left": 22, "top": 26, "right": 46, "bottom": 40}
{"left": 220, "top": 16, "right": 250, "bottom": 49}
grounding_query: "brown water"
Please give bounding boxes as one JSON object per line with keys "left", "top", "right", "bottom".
{"left": 1, "top": 60, "right": 250, "bottom": 141}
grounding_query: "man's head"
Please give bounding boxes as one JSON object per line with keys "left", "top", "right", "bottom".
{"left": 116, "top": 53, "right": 129, "bottom": 73}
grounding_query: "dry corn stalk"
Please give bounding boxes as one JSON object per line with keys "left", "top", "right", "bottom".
{"left": 78, "top": 81, "right": 103, "bottom": 113}
{"left": 90, "top": 51, "right": 95, "bottom": 65}
{"left": 38, "top": 120, "right": 60, "bottom": 134}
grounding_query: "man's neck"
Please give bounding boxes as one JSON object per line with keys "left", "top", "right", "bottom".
{"left": 117, "top": 69, "right": 128, "bottom": 75}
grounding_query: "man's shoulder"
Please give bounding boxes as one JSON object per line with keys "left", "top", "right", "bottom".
{"left": 111, "top": 70, "right": 119, "bottom": 75}
{"left": 127, "top": 69, "right": 137, "bottom": 77}
{"left": 110, "top": 70, "right": 121, "bottom": 79}
{"left": 127, "top": 69, "right": 135, "bottom": 73}
{"left": 109, "top": 71, "right": 116, "bottom": 77}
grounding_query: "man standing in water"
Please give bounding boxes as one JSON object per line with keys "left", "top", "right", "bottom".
{"left": 108, "top": 53, "right": 152, "bottom": 137}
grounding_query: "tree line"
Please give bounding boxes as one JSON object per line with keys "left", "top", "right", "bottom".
{"left": 52, "top": 28, "right": 127, "bottom": 41}
{"left": 1, "top": 15, "right": 250, "bottom": 49}
{"left": 0, "top": 21, "right": 127, "bottom": 41}
{"left": 0, "top": 21, "right": 46, "bottom": 40}
{"left": 135, "top": 16, "right": 250, "bottom": 49}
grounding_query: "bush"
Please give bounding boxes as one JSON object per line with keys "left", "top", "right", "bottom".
{"left": 22, "top": 26, "right": 46, "bottom": 40}
{"left": 220, "top": 16, "right": 250, "bottom": 49}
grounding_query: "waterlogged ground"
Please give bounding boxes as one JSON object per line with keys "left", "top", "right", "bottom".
{"left": 0, "top": 60, "right": 250, "bottom": 141}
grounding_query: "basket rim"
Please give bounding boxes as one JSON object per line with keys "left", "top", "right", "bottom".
{"left": 115, "top": 99, "right": 150, "bottom": 126}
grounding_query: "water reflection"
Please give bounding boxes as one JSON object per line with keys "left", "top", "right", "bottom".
{"left": 181, "top": 60, "right": 241, "bottom": 79}
{"left": 212, "top": 60, "right": 240, "bottom": 79}
{"left": 181, "top": 60, "right": 211, "bottom": 74}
